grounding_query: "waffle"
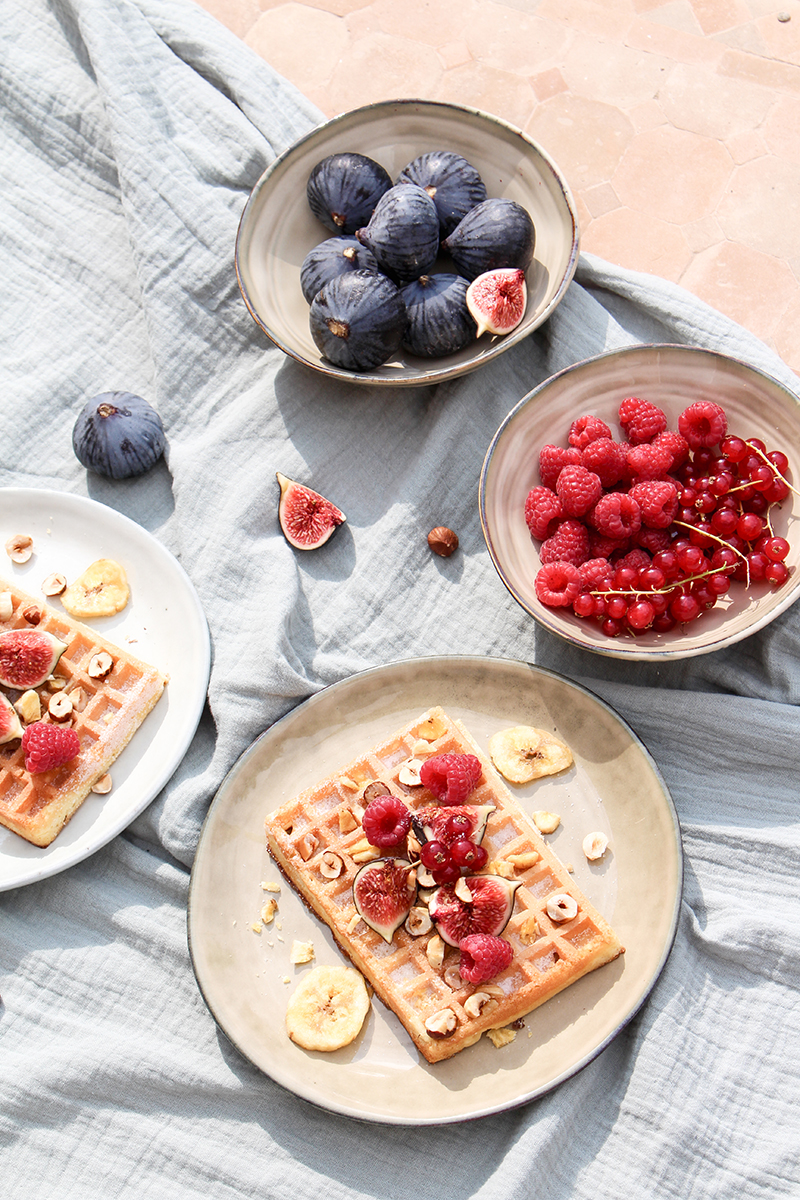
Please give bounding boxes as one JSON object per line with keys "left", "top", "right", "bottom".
{"left": 265, "top": 706, "right": 624, "bottom": 1064}
{"left": 0, "top": 576, "right": 166, "bottom": 846}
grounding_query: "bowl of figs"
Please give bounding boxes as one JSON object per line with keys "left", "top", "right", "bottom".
{"left": 479, "top": 344, "right": 800, "bottom": 660}
{"left": 235, "top": 99, "right": 579, "bottom": 387}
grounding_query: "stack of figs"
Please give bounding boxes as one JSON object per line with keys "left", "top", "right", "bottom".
{"left": 300, "top": 150, "right": 535, "bottom": 371}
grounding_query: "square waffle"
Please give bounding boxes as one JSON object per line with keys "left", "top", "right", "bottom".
{"left": 265, "top": 706, "right": 624, "bottom": 1064}
{"left": 0, "top": 576, "right": 166, "bottom": 846}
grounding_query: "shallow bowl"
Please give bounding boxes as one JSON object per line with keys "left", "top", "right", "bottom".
{"left": 235, "top": 99, "right": 579, "bottom": 387}
{"left": 479, "top": 344, "right": 800, "bottom": 660}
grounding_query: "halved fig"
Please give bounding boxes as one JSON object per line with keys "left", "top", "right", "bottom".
{"left": 415, "top": 805, "right": 495, "bottom": 847}
{"left": 276, "top": 472, "right": 346, "bottom": 550}
{"left": 466, "top": 268, "right": 527, "bottom": 337}
{"left": 0, "top": 692, "right": 23, "bottom": 743}
{"left": 353, "top": 857, "right": 417, "bottom": 942}
{"left": 0, "top": 629, "right": 67, "bottom": 690}
{"left": 428, "top": 874, "right": 521, "bottom": 948}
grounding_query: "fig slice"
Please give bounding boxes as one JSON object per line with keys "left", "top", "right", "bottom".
{"left": 415, "top": 805, "right": 495, "bottom": 848}
{"left": 428, "top": 874, "right": 521, "bottom": 948}
{"left": 276, "top": 472, "right": 346, "bottom": 550}
{"left": 0, "top": 629, "right": 67, "bottom": 690}
{"left": 0, "top": 692, "right": 24, "bottom": 743}
{"left": 353, "top": 856, "right": 417, "bottom": 942}
{"left": 466, "top": 268, "right": 527, "bottom": 338}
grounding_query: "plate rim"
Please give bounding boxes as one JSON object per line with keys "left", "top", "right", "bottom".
{"left": 0, "top": 487, "right": 211, "bottom": 890}
{"left": 188, "top": 654, "right": 683, "bottom": 1125}
{"left": 234, "top": 96, "right": 580, "bottom": 388}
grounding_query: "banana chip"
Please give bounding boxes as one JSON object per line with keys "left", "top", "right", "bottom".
{"left": 489, "top": 725, "right": 573, "bottom": 784}
{"left": 285, "top": 965, "right": 370, "bottom": 1052}
{"left": 61, "top": 559, "right": 130, "bottom": 618}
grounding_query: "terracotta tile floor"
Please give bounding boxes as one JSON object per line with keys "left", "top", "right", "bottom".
{"left": 195, "top": 0, "right": 800, "bottom": 377}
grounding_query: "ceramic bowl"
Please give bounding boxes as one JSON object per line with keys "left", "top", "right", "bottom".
{"left": 479, "top": 344, "right": 800, "bottom": 660}
{"left": 235, "top": 99, "right": 579, "bottom": 387}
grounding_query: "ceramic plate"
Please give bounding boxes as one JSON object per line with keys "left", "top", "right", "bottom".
{"left": 235, "top": 99, "right": 579, "bottom": 386}
{"left": 188, "top": 656, "right": 681, "bottom": 1125}
{"left": 480, "top": 344, "right": 800, "bottom": 660}
{"left": 0, "top": 489, "right": 210, "bottom": 891}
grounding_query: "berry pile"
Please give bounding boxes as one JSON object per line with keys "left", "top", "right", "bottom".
{"left": 526, "top": 397, "right": 794, "bottom": 637}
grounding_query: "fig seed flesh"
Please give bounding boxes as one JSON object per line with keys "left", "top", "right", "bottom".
{"left": 276, "top": 472, "right": 346, "bottom": 550}
{"left": 353, "top": 857, "right": 417, "bottom": 942}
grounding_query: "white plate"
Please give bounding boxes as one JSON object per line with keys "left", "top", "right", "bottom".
{"left": 188, "top": 656, "right": 682, "bottom": 1125}
{"left": 0, "top": 488, "right": 210, "bottom": 890}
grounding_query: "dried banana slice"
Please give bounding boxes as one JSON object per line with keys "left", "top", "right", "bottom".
{"left": 489, "top": 725, "right": 573, "bottom": 783}
{"left": 285, "top": 965, "right": 370, "bottom": 1052}
{"left": 61, "top": 559, "right": 130, "bottom": 618}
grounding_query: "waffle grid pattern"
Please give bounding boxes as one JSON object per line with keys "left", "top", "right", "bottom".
{"left": 265, "top": 706, "right": 623, "bottom": 1064}
{"left": 0, "top": 576, "right": 166, "bottom": 845}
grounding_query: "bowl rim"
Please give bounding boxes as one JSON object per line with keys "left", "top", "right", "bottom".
{"left": 478, "top": 342, "right": 800, "bottom": 660}
{"left": 234, "top": 97, "right": 580, "bottom": 388}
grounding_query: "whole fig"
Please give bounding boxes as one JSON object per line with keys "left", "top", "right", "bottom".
{"left": 400, "top": 274, "right": 476, "bottom": 359}
{"left": 355, "top": 184, "right": 440, "bottom": 285}
{"left": 72, "top": 392, "right": 166, "bottom": 479}
{"left": 396, "top": 151, "right": 487, "bottom": 237}
{"left": 300, "top": 236, "right": 379, "bottom": 304}
{"left": 307, "top": 152, "right": 392, "bottom": 235}
{"left": 309, "top": 269, "right": 406, "bottom": 371}
{"left": 442, "top": 198, "right": 535, "bottom": 281}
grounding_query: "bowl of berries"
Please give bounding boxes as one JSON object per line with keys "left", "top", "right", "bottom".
{"left": 479, "top": 344, "right": 800, "bottom": 659}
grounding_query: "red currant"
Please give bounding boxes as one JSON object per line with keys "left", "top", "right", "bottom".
{"left": 420, "top": 840, "right": 450, "bottom": 871}
{"left": 766, "top": 561, "right": 790, "bottom": 586}
{"left": 444, "top": 813, "right": 473, "bottom": 841}
{"left": 627, "top": 599, "right": 656, "bottom": 629}
{"left": 720, "top": 435, "right": 747, "bottom": 462}
{"left": 763, "top": 536, "right": 790, "bottom": 563}
{"left": 670, "top": 593, "right": 702, "bottom": 623}
{"left": 449, "top": 839, "right": 488, "bottom": 870}
{"left": 432, "top": 862, "right": 461, "bottom": 886}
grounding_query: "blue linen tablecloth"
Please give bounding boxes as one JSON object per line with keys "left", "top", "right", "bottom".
{"left": 2, "top": 0, "right": 799, "bottom": 1195}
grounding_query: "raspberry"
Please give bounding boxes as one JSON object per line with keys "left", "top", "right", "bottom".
{"left": 578, "top": 557, "right": 615, "bottom": 589}
{"left": 626, "top": 442, "right": 673, "bottom": 481}
{"left": 590, "top": 491, "right": 642, "bottom": 539}
{"left": 540, "top": 519, "right": 590, "bottom": 566}
{"left": 362, "top": 794, "right": 412, "bottom": 848}
{"left": 619, "top": 396, "right": 667, "bottom": 445}
{"left": 524, "top": 486, "right": 562, "bottom": 540}
{"left": 534, "top": 561, "right": 582, "bottom": 607}
{"left": 581, "top": 438, "right": 628, "bottom": 488}
{"left": 635, "top": 526, "right": 671, "bottom": 555}
{"left": 629, "top": 479, "right": 679, "bottom": 528}
{"left": 21, "top": 722, "right": 80, "bottom": 774}
{"left": 615, "top": 547, "right": 651, "bottom": 573}
{"left": 555, "top": 464, "right": 603, "bottom": 517}
{"left": 538, "top": 444, "right": 581, "bottom": 490}
{"left": 567, "top": 414, "right": 612, "bottom": 450}
{"left": 589, "top": 532, "right": 630, "bottom": 559}
{"left": 459, "top": 933, "right": 513, "bottom": 984}
{"left": 678, "top": 401, "right": 728, "bottom": 449}
{"left": 651, "top": 429, "right": 690, "bottom": 470}
{"left": 419, "top": 754, "right": 482, "bottom": 806}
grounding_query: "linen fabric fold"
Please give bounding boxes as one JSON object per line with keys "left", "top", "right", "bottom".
{"left": 1, "top": 1, "right": 798, "bottom": 1196}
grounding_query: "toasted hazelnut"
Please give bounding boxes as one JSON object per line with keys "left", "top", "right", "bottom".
{"left": 583, "top": 831, "right": 609, "bottom": 861}
{"left": 6, "top": 534, "right": 33, "bottom": 564}
{"left": 41, "top": 573, "right": 67, "bottom": 597}
{"left": 425, "top": 1007, "right": 457, "bottom": 1038}
{"left": 47, "top": 676, "right": 66, "bottom": 691}
{"left": 88, "top": 651, "right": 114, "bottom": 679}
{"left": 345, "top": 911, "right": 362, "bottom": 934}
{"left": 14, "top": 690, "right": 41, "bottom": 724}
{"left": 454, "top": 876, "right": 473, "bottom": 903}
{"left": 48, "top": 692, "right": 74, "bottom": 721}
{"left": 486, "top": 1026, "right": 516, "bottom": 1048}
{"left": 464, "top": 991, "right": 497, "bottom": 1019}
{"left": 289, "top": 940, "right": 314, "bottom": 965}
{"left": 319, "top": 851, "right": 344, "bottom": 879}
{"left": 426, "top": 933, "right": 445, "bottom": 970}
{"left": 260, "top": 898, "right": 278, "bottom": 924}
{"left": 427, "top": 526, "right": 459, "bottom": 557}
{"left": 443, "top": 965, "right": 464, "bottom": 990}
{"left": 404, "top": 906, "right": 433, "bottom": 936}
{"left": 338, "top": 806, "right": 359, "bottom": 834}
{"left": 261, "top": 881, "right": 281, "bottom": 893}
{"left": 533, "top": 810, "right": 561, "bottom": 835}
{"left": 546, "top": 893, "right": 579, "bottom": 923}
{"left": 415, "top": 864, "right": 437, "bottom": 888}
{"left": 487, "top": 859, "right": 516, "bottom": 879}
{"left": 295, "top": 833, "right": 319, "bottom": 862}
{"left": 362, "top": 781, "right": 391, "bottom": 803}
{"left": 22, "top": 605, "right": 41, "bottom": 625}
{"left": 508, "top": 850, "right": 541, "bottom": 870}
{"left": 91, "top": 774, "right": 113, "bottom": 794}
{"left": 398, "top": 758, "right": 424, "bottom": 786}
{"left": 0, "top": 591, "right": 13, "bottom": 620}
{"left": 518, "top": 914, "right": 540, "bottom": 945}
{"left": 67, "top": 688, "right": 86, "bottom": 712}
{"left": 415, "top": 712, "right": 447, "bottom": 742}
{"left": 337, "top": 774, "right": 359, "bottom": 792}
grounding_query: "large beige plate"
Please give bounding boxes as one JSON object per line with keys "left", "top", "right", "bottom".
{"left": 188, "top": 656, "right": 681, "bottom": 1125}
{"left": 235, "top": 99, "right": 579, "bottom": 386}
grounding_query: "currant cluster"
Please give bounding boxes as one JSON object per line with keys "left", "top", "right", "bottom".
{"left": 529, "top": 399, "right": 794, "bottom": 638}
{"left": 417, "top": 812, "right": 489, "bottom": 885}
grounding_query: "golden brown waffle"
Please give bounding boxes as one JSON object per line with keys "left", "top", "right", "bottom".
{"left": 265, "top": 706, "right": 624, "bottom": 1064}
{"left": 0, "top": 576, "right": 166, "bottom": 847}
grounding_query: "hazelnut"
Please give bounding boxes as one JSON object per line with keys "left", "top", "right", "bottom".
{"left": 22, "top": 605, "right": 41, "bottom": 625}
{"left": 88, "top": 650, "right": 113, "bottom": 679}
{"left": 546, "top": 893, "right": 579, "bottom": 923}
{"left": 425, "top": 1007, "right": 457, "bottom": 1039}
{"left": 15, "top": 690, "right": 41, "bottom": 723}
{"left": 427, "top": 526, "right": 459, "bottom": 557}
{"left": 5, "top": 534, "right": 33, "bottom": 564}
{"left": 0, "top": 591, "right": 14, "bottom": 620}
{"left": 48, "top": 692, "right": 74, "bottom": 721}
{"left": 319, "top": 851, "right": 344, "bottom": 879}
{"left": 443, "top": 965, "right": 464, "bottom": 990}
{"left": 398, "top": 758, "right": 424, "bottom": 786}
{"left": 426, "top": 933, "right": 445, "bottom": 969}
{"left": 583, "top": 832, "right": 609, "bottom": 861}
{"left": 41, "top": 573, "right": 67, "bottom": 597}
{"left": 260, "top": 898, "right": 278, "bottom": 924}
{"left": 464, "top": 991, "right": 497, "bottom": 1019}
{"left": 362, "top": 781, "right": 391, "bottom": 803}
{"left": 532, "top": 810, "right": 561, "bottom": 835}
{"left": 91, "top": 773, "right": 113, "bottom": 794}
{"left": 295, "top": 832, "right": 319, "bottom": 861}
{"left": 404, "top": 906, "right": 433, "bottom": 937}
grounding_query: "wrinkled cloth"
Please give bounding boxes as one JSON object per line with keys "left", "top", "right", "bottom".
{"left": 1, "top": 1, "right": 799, "bottom": 1197}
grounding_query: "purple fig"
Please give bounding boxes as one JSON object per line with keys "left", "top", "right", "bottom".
{"left": 466, "top": 268, "right": 527, "bottom": 336}
{"left": 307, "top": 152, "right": 392, "bottom": 235}
{"left": 353, "top": 857, "right": 417, "bottom": 942}
{"left": 276, "top": 472, "right": 346, "bottom": 550}
{"left": 428, "top": 874, "right": 521, "bottom": 948}
{"left": 0, "top": 629, "right": 67, "bottom": 690}
{"left": 442, "top": 198, "right": 535, "bottom": 281}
